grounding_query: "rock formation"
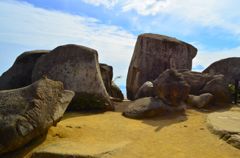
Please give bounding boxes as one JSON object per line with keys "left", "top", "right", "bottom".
{"left": 127, "top": 33, "right": 197, "bottom": 100}
{"left": 99, "top": 63, "right": 124, "bottom": 101}
{"left": 32, "top": 44, "right": 113, "bottom": 111}
{"left": 177, "top": 70, "right": 231, "bottom": 106}
{"left": 100, "top": 63, "right": 113, "bottom": 95}
{"left": 123, "top": 97, "right": 185, "bottom": 119}
{"left": 153, "top": 69, "right": 190, "bottom": 106}
{"left": 0, "top": 78, "right": 74, "bottom": 155}
{"left": 203, "top": 57, "right": 240, "bottom": 85}
{"left": 0, "top": 50, "right": 49, "bottom": 90}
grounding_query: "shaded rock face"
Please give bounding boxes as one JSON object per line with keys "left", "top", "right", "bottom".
{"left": 203, "top": 57, "right": 240, "bottom": 85}
{"left": 178, "top": 70, "right": 214, "bottom": 95}
{"left": 100, "top": 63, "right": 113, "bottom": 95}
{"left": 207, "top": 111, "right": 240, "bottom": 149}
{"left": 0, "top": 50, "right": 49, "bottom": 90}
{"left": 32, "top": 44, "right": 113, "bottom": 111}
{"left": 123, "top": 97, "right": 185, "bottom": 119}
{"left": 127, "top": 33, "right": 197, "bottom": 100}
{"left": 135, "top": 81, "right": 155, "bottom": 100}
{"left": 0, "top": 78, "right": 74, "bottom": 155}
{"left": 100, "top": 63, "right": 124, "bottom": 101}
{"left": 187, "top": 93, "right": 213, "bottom": 108}
{"left": 201, "top": 76, "right": 231, "bottom": 106}
{"left": 179, "top": 70, "right": 231, "bottom": 106}
{"left": 153, "top": 69, "right": 190, "bottom": 107}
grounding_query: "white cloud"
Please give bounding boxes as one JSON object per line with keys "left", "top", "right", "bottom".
{"left": 0, "top": 0, "right": 136, "bottom": 87}
{"left": 82, "top": 0, "right": 119, "bottom": 8}
{"left": 193, "top": 46, "right": 240, "bottom": 71}
{"left": 121, "top": 0, "right": 240, "bottom": 35}
{"left": 122, "top": 0, "right": 170, "bottom": 16}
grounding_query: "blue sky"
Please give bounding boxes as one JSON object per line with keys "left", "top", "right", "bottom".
{"left": 1, "top": 0, "right": 240, "bottom": 94}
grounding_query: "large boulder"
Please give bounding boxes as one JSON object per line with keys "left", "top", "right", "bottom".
{"left": 203, "top": 57, "right": 240, "bottom": 85}
{"left": 201, "top": 75, "right": 231, "bottom": 106}
{"left": 123, "top": 97, "right": 185, "bottom": 119}
{"left": 126, "top": 33, "right": 197, "bottom": 100}
{"left": 0, "top": 78, "right": 74, "bottom": 155}
{"left": 153, "top": 69, "right": 190, "bottom": 106}
{"left": 32, "top": 44, "right": 113, "bottom": 111}
{"left": 0, "top": 50, "right": 49, "bottom": 90}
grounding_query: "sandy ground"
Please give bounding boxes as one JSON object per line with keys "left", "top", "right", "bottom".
{"left": 4, "top": 102, "right": 240, "bottom": 158}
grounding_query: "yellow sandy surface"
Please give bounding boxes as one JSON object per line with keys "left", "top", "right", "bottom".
{"left": 4, "top": 103, "right": 240, "bottom": 158}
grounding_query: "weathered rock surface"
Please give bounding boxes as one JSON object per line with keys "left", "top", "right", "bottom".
{"left": 207, "top": 111, "right": 240, "bottom": 149}
{"left": 135, "top": 81, "right": 155, "bottom": 99}
{"left": 127, "top": 33, "right": 197, "bottom": 100}
{"left": 100, "top": 63, "right": 113, "bottom": 95}
{"left": 203, "top": 57, "right": 240, "bottom": 85}
{"left": 201, "top": 76, "right": 231, "bottom": 106}
{"left": 31, "top": 141, "right": 130, "bottom": 158}
{"left": 123, "top": 97, "right": 185, "bottom": 119}
{"left": 178, "top": 70, "right": 214, "bottom": 95}
{"left": 179, "top": 70, "right": 231, "bottom": 106}
{"left": 187, "top": 93, "right": 213, "bottom": 108}
{"left": 32, "top": 44, "right": 113, "bottom": 111}
{"left": 0, "top": 78, "right": 75, "bottom": 155}
{"left": 153, "top": 69, "right": 190, "bottom": 106}
{"left": 0, "top": 50, "right": 49, "bottom": 90}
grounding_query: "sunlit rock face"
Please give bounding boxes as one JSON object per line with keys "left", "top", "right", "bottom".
{"left": 127, "top": 33, "right": 197, "bottom": 100}
{"left": 203, "top": 57, "right": 240, "bottom": 85}
{"left": 32, "top": 44, "right": 113, "bottom": 111}
{"left": 0, "top": 78, "right": 74, "bottom": 155}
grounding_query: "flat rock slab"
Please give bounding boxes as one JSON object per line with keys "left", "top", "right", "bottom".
{"left": 207, "top": 111, "right": 240, "bottom": 149}
{"left": 31, "top": 141, "right": 130, "bottom": 158}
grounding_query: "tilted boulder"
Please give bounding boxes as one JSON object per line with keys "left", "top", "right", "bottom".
{"left": 153, "top": 69, "right": 190, "bottom": 107}
{"left": 123, "top": 97, "right": 185, "bottom": 119}
{"left": 0, "top": 50, "right": 49, "bottom": 90}
{"left": 0, "top": 78, "right": 74, "bottom": 155}
{"left": 203, "top": 57, "right": 240, "bottom": 85}
{"left": 32, "top": 44, "right": 113, "bottom": 111}
{"left": 135, "top": 81, "right": 155, "bottom": 100}
{"left": 127, "top": 33, "right": 197, "bottom": 100}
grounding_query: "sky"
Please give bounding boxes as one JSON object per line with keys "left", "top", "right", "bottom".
{"left": 0, "top": 0, "right": 240, "bottom": 94}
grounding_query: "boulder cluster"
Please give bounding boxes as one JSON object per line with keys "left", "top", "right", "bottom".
{"left": 0, "top": 44, "right": 123, "bottom": 154}
{"left": 124, "top": 33, "right": 233, "bottom": 119}
{"left": 0, "top": 33, "right": 238, "bottom": 154}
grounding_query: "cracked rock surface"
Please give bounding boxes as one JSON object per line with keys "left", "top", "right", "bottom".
{"left": 0, "top": 78, "right": 74, "bottom": 154}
